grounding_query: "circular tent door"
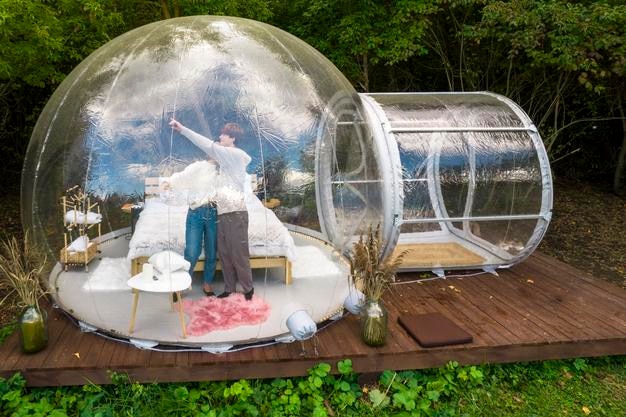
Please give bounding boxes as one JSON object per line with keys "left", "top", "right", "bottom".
{"left": 360, "top": 92, "right": 553, "bottom": 271}
{"left": 315, "top": 92, "right": 388, "bottom": 253}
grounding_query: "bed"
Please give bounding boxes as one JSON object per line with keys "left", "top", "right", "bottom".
{"left": 127, "top": 190, "right": 297, "bottom": 284}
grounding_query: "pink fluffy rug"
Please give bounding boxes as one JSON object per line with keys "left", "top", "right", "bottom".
{"left": 180, "top": 293, "right": 271, "bottom": 336}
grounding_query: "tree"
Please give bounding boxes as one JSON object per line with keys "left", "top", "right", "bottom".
{"left": 158, "top": 0, "right": 273, "bottom": 21}
{"left": 272, "top": 0, "right": 439, "bottom": 92}
{"left": 466, "top": 0, "right": 626, "bottom": 191}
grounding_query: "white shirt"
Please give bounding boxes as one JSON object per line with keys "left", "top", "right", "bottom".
{"left": 180, "top": 126, "right": 252, "bottom": 214}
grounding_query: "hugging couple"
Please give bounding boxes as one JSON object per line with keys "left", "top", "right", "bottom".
{"left": 164, "top": 119, "right": 254, "bottom": 301}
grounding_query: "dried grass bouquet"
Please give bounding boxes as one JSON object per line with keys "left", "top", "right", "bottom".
{"left": 0, "top": 234, "right": 48, "bottom": 312}
{"left": 349, "top": 224, "right": 406, "bottom": 301}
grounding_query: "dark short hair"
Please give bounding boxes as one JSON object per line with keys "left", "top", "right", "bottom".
{"left": 221, "top": 123, "right": 244, "bottom": 143}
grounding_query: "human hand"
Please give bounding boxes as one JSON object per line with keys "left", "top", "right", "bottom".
{"left": 169, "top": 118, "right": 183, "bottom": 131}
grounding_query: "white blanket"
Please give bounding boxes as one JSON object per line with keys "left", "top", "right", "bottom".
{"left": 82, "top": 257, "right": 131, "bottom": 292}
{"left": 127, "top": 194, "right": 297, "bottom": 261}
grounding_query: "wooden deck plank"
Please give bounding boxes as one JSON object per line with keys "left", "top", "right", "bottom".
{"left": 487, "top": 266, "right": 621, "bottom": 338}
{"left": 85, "top": 335, "right": 119, "bottom": 375}
{"left": 13, "top": 308, "right": 72, "bottom": 371}
{"left": 505, "top": 264, "right": 621, "bottom": 338}
{"left": 175, "top": 351, "right": 190, "bottom": 367}
{"left": 384, "top": 305, "right": 422, "bottom": 353}
{"left": 532, "top": 252, "right": 626, "bottom": 300}
{"left": 468, "top": 274, "right": 574, "bottom": 341}
{"left": 416, "top": 279, "right": 518, "bottom": 345}
{"left": 399, "top": 281, "right": 497, "bottom": 346}
{"left": 311, "top": 319, "right": 345, "bottom": 359}
{"left": 386, "top": 285, "right": 478, "bottom": 349}
{"left": 2, "top": 252, "right": 626, "bottom": 387}
{"left": 443, "top": 276, "right": 550, "bottom": 343}
{"left": 148, "top": 349, "right": 179, "bottom": 368}
{"left": 0, "top": 332, "right": 23, "bottom": 371}
{"left": 76, "top": 333, "right": 113, "bottom": 371}
{"left": 513, "top": 260, "right": 626, "bottom": 334}
{"left": 485, "top": 270, "right": 601, "bottom": 340}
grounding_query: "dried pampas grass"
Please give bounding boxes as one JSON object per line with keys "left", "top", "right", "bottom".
{"left": 349, "top": 224, "right": 407, "bottom": 301}
{"left": 0, "top": 233, "right": 48, "bottom": 311}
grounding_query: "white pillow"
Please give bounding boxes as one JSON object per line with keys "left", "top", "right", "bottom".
{"left": 148, "top": 250, "right": 190, "bottom": 274}
{"left": 67, "top": 236, "right": 89, "bottom": 252}
{"left": 64, "top": 210, "right": 102, "bottom": 225}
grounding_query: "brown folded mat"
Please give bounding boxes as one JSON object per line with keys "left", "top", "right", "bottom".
{"left": 398, "top": 313, "right": 473, "bottom": 348}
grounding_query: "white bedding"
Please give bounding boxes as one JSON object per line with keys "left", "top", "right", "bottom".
{"left": 127, "top": 193, "right": 297, "bottom": 262}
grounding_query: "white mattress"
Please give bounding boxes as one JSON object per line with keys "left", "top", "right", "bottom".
{"left": 127, "top": 194, "right": 297, "bottom": 262}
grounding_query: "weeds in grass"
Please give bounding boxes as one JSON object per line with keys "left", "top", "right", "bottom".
{"left": 1, "top": 357, "right": 625, "bottom": 416}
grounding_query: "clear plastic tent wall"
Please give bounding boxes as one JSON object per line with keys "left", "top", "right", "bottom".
{"left": 22, "top": 16, "right": 383, "bottom": 347}
{"left": 360, "top": 93, "right": 552, "bottom": 271}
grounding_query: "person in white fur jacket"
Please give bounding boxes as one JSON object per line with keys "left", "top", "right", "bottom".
{"left": 161, "top": 160, "right": 219, "bottom": 297}
{"left": 169, "top": 119, "right": 255, "bottom": 301}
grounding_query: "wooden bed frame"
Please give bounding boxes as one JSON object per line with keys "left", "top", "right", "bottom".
{"left": 131, "top": 255, "right": 293, "bottom": 285}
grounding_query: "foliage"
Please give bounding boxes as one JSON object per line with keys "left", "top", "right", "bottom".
{"left": 1, "top": 0, "right": 626, "bottom": 192}
{"left": 273, "top": 0, "right": 439, "bottom": 91}
{"left": 0, "top": 233, "right": 47, "bottom": 311}
{"left": 471, "top": 0, "right": 626, "bottom": 172}
{"left": 0, "top": 357, "right": 624, "bottom": 416}
{"left": 349, "top": 224, "right": 406, "bottom": 301}
{"left": 0, "top": 321, "right": 16, "bottom": 344}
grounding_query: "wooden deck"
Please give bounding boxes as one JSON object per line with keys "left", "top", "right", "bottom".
{"left": 2, "top": 252, "right": 626, "bottom": 387}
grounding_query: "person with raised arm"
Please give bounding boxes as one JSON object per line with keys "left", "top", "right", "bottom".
{"left": 169, "top": 118, "right": 255, "bottom": 301}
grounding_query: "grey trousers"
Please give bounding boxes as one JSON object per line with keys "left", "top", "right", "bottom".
{"left": 217, "top": 211, "right": 253, "bottom": 293}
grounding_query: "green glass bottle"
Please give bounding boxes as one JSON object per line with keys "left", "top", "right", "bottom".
{"left": 19, "top": 305, "right": 48, "bottom": 354}
{"left": 360, "top": 299, "right": 388, "bottom": 346}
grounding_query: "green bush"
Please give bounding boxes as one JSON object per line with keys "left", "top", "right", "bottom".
{"left": 1, "top": 357, "right": 625, "bottom": 416}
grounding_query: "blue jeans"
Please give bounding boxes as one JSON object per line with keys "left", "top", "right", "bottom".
{"left": 184, "top": 205, "right": 217, "bottom": 284}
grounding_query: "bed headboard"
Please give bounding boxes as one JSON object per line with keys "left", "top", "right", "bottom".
{"left": 144, "top": 177, "right": 162, "bottom": 199}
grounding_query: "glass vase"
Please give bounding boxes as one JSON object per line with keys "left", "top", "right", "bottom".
{"left": 360, "top": 299, "right": 388, "bottom": 346}
{"left": 19, "top": 305, "right": 48, "bottom": 354}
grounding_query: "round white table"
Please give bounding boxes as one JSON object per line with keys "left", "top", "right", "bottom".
{"left": 127, "top": 269, "right": 192, "bottom": 338}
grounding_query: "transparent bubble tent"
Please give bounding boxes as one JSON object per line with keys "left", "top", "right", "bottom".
{"left": 21, "top": 16, "right": 552, "bottom": 348}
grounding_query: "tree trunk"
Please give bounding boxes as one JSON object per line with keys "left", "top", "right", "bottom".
{"left": 362, "top": 53, "right": 369, "bottom": 93}
{"left": 613, "top": 96, "right": 626, "bottom": 195}
{"left": 160, "top": 0, "right": 171, "bottom": 19}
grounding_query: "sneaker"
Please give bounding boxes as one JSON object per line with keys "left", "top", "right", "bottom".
{"left": 244, "top": 288, "right": 254, "bottom": 301}
{"left": 217, "top": 291, "right": 231, "bottom": 298}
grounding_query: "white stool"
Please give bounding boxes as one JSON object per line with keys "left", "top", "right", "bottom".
{"left": 127, "top": 270, "right": 192, "bottom": 338}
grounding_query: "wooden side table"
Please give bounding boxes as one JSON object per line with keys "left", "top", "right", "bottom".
{"left": 127, "top": 269, "right": 191, "bottom": 338}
